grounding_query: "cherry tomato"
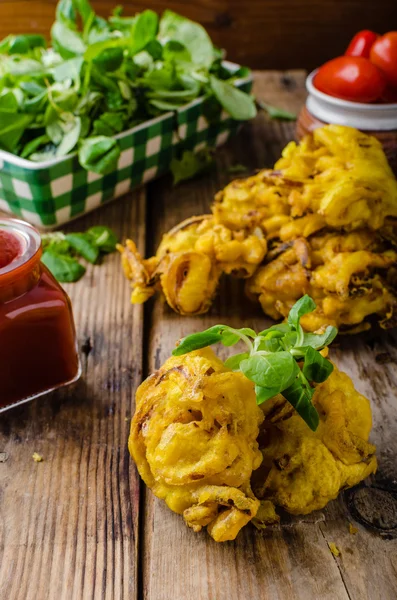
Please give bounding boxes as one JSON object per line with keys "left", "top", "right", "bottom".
{"left": 381, "top": 85, "right": 397, "bottom": 104}
{"left": 370, "top": 32, "right": 397, "bottom": 88}
{"left": 345, "top": 30, "right": 379, "bottom": 59}
{"left": 314, "top": 56, "right": 386, "bottom": 103}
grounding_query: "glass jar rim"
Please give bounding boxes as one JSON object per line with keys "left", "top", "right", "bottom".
{"left": 0, "top": 218, "right": 41, "bottom": 278}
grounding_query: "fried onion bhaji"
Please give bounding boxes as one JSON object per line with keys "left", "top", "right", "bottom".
{"left": 120, "top": 125, "right": 397, "bottom": 327}
{"left": 130, "top": 351, "right": 377, "bottom": 540}
{"left": 252, "top": 364, "right": 377, "bottom": 516}
{"left": 118, "top": 215, "right": 267, "bottom": 315}
{"left": 213, "top": 125, "right": 397, "bottom": 237}
{"left": 246, "top": 230, "right": 397, "bottom": 332}
{"left": 129, "top": 348, "right": 268, "bottom": 542}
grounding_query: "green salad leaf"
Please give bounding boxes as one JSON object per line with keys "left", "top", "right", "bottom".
{"left": 41, "top": 250, "right": 86, "bottom": 283}
{"left": 131, "top": 10, "right": 158, "bottom": 55}
{"left": 0, "top": 0, "right": 255, "bottom": 175}
{"left": 78, "top": 136, "right": 121, "bottom": 174}
{"left": 172, "top": 295, "right": 338, "bottom": 431}
{"left": 170, "top": 148, "right": 214, "bottom": 185}
{"left": 41, "top": 225, "right": 118, "bottom": 282}
{"left": 159, "top": 10, "right": 213, "bottom": 68}
{"left": 227, "top": 163, "right": 248, "bottom": 174}
{"left": 258, "top": 100, "right": 297, "bottom": 121}
{"left": 87, "top": 225, "right": 118, "bottom": 252}
{"left": 210, "top": 75, "right": 257, "bottom": 120}
{"left": 282, "top": 379, "right": 320, "bottom": 431}
{"left": 65, "top": 232, "right": 99, "bottom": 264}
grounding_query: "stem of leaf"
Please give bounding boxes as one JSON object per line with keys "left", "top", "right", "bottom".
{"left": 45, "top": 78, "right": 64, "bottom": 114}
{"left": 296, "top": 324, "right": 305, "bottom": 347}
{"left": 297, "top": 370, "right": 313, "bottom": 396}
{"left": 227, "top": 327, "right": 253, "bottom": 352}
{"left": 82, "top": 62, "right": 92, "bottom": 94}
{"left": 253, "top": 350, "right": 272, "bottom": 357}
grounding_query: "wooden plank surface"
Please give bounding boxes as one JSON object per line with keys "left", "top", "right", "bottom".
{"left": 0, "top": 192, "right": 146, "bottom": 600}
{"left": 0, "top": 71, "right": 396, "bottom": 600}
{"left": 1, "top": 0, "right": 397, "bottom": 70}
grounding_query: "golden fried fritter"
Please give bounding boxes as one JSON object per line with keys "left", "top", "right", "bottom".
{"left": 246, "top": 231, "right": 397, "bottom": 331}
{"left": 118, "top": 216, "right": 267, "bottom": 315}
{"left": 120, "top": 125, "right": 397, "bottom": 329}
{"left": 129, "top": 348, "right": 264, "bottom": 542}
{"left": 213, "top": 169, "right": 292, "bottom": 233}
{"left": 130, "top": 350, "right": 377, "bottom": 540}
{"left": 252, "top": 364, "right": 377, "bottom": 516}
{"left": 214, "top": 125, "right": 397, "bottom": 236}
{"left": 118, "top": 239, "right": 158, "bottom": 304}
{"left": 276, "top": 126, "right": 397, "bottom": 229}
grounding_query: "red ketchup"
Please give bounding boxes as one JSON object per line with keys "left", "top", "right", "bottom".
{"left": 0, "top": 229, "right": 21, "bottom": 269}
{"left": 0, "top": 218, "right": 80, "bottom": 411}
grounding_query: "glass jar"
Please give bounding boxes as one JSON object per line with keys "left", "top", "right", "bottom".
{"left": 0, "top": 218, "right": 81, "bottom": 412}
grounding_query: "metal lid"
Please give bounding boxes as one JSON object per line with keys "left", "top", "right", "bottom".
{"left": 0, "top": 217, "right": 41, "bottom": 276}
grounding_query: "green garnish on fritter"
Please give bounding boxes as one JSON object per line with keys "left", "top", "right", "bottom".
{"left": 173, "top": 295, "right": 338, "bottom": 431}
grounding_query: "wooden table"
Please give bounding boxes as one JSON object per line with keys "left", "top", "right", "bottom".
{"left": 1, "top": 71, "right": 396, "bottom": 600}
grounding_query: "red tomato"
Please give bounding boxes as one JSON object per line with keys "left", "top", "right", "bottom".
{"left": 314, "top": 56, "right": 386, "bottom": 103}
{"left": 381, "top": 85, "right": 397, "bottom": 104}
{"left": 370, "top": 32, "right": 397, "bottom": 88}
{"left": 345, "top": 30, "right": 379, "bottom": 59}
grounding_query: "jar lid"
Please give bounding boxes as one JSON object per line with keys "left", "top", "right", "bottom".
{"left": 0, "top": 218, "right": 41, "bottom": 277}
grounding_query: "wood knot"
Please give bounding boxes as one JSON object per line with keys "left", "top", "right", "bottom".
{"left": 81, "top": 337, "right": 93, "bottom": 356}
{"left": 375, "top": 351, "right": 393, "bottom": 364}
{"left": 346, "top": 487, "right": 397, "bottom": 537}
{"left": 280, "top": 75, "right": 296, "bottom": 90}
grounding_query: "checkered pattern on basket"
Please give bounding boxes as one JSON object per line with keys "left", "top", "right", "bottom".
{"left": 0, "top": 77, "right": 252, "bottom": 229}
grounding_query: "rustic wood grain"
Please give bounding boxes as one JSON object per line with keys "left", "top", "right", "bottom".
{"left": 141, "top": 72, "right": 397, "bottom": 600}
{"left": 0, "top": 192, "right": 146, "bottom": 600}
{"left": 1, "top": 0, "right": 397, "bottom": 70}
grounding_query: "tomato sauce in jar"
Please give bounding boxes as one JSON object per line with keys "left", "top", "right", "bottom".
{"left": 0, "top": 218, "right": 80, "bottom": 411}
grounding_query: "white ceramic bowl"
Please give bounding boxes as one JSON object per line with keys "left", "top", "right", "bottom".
{"left": 304, "top": 70, "right": 397, "bottom": 130}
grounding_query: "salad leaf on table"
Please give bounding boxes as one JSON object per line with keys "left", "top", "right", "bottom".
{"left": 170, "top": 148, "right": 214, "bottom": 185}
{"left": 227, "top": 163, "right": 249, "bottom": 174}
{"left": 41, "top": 250, "right": 86, "bottom": 283}
{"left": 172, "top": 295, "right": 338, "bottom": 431}
{"left": 0, "top": 0, "right": 256, "bottom": 174}
{"left": 65, "top": 232, "right": 99, "bottom": 263}
{"left": 257, "top": 100, "right": 297, "bottom": 121}
{"left": 87, "top": 225, "right": 118, "bottom": 252}
{"left": 41, "top": 225, "right": 118, "bottom": 282}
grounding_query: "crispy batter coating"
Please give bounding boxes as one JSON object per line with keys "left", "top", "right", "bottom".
{"left": 252, "top": 364, "right": 377, "bottom": 516}
{"left": 214, "top": 125, "right": 397, "bottom": 235}
{"left": 246, "top": 231, "right": 397, "bottom": 331}
{"left": 130, "top": 351, "right": 377, "bottom": 540}
{"left": 118, "top": 216, "right": 267, "bottom": 315}
{"left": 117, "top": 239, "right": 158, "bottom": 304}
{"left": 129, "top": 348, "right": 264, "bottom": 542}
{"left": 120, "top": 125, "right": 397, "bottom": 329}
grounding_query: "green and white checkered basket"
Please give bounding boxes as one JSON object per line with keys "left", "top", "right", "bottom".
{"left": 0, "top": 62, "right": 252, "bottom": 230}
